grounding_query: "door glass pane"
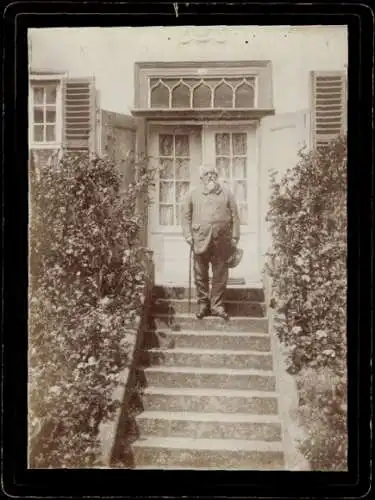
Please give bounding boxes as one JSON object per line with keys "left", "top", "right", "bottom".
{"left": 226, "top": 78, "right": 243, "bottom": 88}
{"left": 33, "top": 108, "right": 44, "bottom": 123}
{"left": 46, "top": 125, "right": 56, "bottom": 142}
{"left": 34, "top": 125, "right": 44, "bottom": 142}
{"left": 214, "top": 82, "right": 233, "bottom": 108}
{"left": 221, "top": 179, "right": 231, "bottom": 190}
{"left": 159, "top": 182, "right": 174, "bottom": 203}
{"left": 239, "top": 204, "right": 248, "bottom": 224}
{"left": 159, "top": 205, "right": 174, "bottom": 225}
{"left": 172, "top": 83, "right": 190, "bottom": 108}
{"left": 193, "top": 84, "right": 211, "bottom": 108}
{"left": 232, "top": 133, "right": 247, "bottom": 155}
{"left": 232, "top": 157, "right": 246, "bottom": 178}
{"left": 46, "top": 108, "right": 56, "bottom": 123}
{"left": 216, "top": 157, "right": 230, "bottom": 179}
{"left": 151, "top": 83, "right": 169, "bottom": 108}
{"left": 159, "top": 158, "right": 173, "bottom": 179}
{"left": 163, "top": 79, "right": 180, "bottom": 89}
{"left": 235, "top": 82, "right": 255, "bottom": 108}
{"left": 46, "top": 86, "right": 57, "bottom": 104}
{"left": 234, "top": 181, "right": 247, "bottom": 202}
{"left": 175, "top": 135, "right": 189, "bottom": 156}
{"left": 157, "top": 133, "right": 191, "bottom": 226}
{"left": 215, "top": 133, "right": 230, "bottom": 155}
{"left": 183, "top": 79, "right": 199, "bottom": 88}
{"left": 176, "top": 158, "right": 189, "bottom": 179}
{"left": 159, "top": 135, "right": 173, "bottom": 156}
{"left": 176, "top": 182, "right": 190, "bottom": 203}
{"left": 175, "top": 205, "right": 182, "bottom": 226}
{"left": 33, "top": 88, "right": 44, "bottom": 105}
{"left": 206, "top": 78, "right": 222, "bottom": 88}
{"left": 213, "top": 131, "right": 249, "bottom": 225}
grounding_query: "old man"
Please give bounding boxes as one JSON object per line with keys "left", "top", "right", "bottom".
{"left": 181, "top": 164, "right": 240, "bottom": 320}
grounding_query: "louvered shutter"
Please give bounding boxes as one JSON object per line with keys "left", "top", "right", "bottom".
{"left": 310, "top": 70, "right": 347, "bottom": 149}
{"left": 99, "top": 110, "right": 138, "bottom": 184}
{"left": 98, "top": 111, "right": 150, "bottom": 245}
{"left": 62, "top": 77, "right": 97, "bottom": 152}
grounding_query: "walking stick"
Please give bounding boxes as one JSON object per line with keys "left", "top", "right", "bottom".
{"left": 188, "top": 244, "right": 193, "bottom": 313}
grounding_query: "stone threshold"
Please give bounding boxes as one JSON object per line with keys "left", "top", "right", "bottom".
{"left": 154, "top": 281, "right": 264, "bottom": 289}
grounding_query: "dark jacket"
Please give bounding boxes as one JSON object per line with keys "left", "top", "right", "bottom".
{"left": 181, "top": 182, "right": 241, "bottom": 254}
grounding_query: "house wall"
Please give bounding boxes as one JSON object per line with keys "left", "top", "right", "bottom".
{"left": 29, "top": 26, "right": 347, "bottom": 285}
{"left": 29, "top": 26, "right": 347, "bottom": 115}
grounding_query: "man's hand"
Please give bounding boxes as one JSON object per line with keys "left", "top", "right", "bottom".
{"left": 231, "top": 238, "right": 238, "bottom": 247}
{"left": 186, "top": 236, "right": 193, "bottom": 246}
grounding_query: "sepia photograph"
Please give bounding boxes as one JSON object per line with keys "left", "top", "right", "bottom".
{"left": 27, "top": 25, "right": 348, "bottom": 471}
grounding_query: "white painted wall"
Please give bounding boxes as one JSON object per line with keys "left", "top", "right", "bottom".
{"left": 29, "top": 26, "right": 347, "bottom": 115}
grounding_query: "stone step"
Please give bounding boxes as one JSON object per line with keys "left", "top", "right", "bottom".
{"left": 137, "top": 366, "right": 276, "bottom": 392}
{"left": 149, "top": 314, "right": 268, "bottom": 333}
{"left": 152, "top": 299, "right": 265, "bottom": 318}
{"left": 136, "top": 411, "right": 282, "bottom": 441}
{"left": 140, "top": 347, "right": 273, "bottom": 370}
{"left": 153, "top": 285, "right": 265, "bottom": 303}
{"left": 109, "top": 464, "right": 214, "bottom": 469}
{"left": 131, "top": 436, "right": 284, "bottom": 469}
{"left": 142, "top": 387, "right": 279, "bottom": 414}
{"left": 142, "top": 330, "right": 271, "bottom": 352}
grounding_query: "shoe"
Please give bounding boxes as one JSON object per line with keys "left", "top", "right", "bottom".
{"left": 211, "top": 307, "right": 229, "bottom": 320}
{"left": 196, "top": 303, "right": 210, "bottom": 319}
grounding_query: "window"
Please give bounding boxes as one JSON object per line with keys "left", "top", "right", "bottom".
{"left": 215, "top": 132, "right": 248, "bottom": 225}
{"left": 135, "top": 61, "right": 273, "bottom": 112}
{"left": 149, "top": 77, "right": 256, "bottom": 109}
{"left": 29, "top": 80, "right": 62, "bottom": 146}
{"left": 158, "top": 134, "right": 191, "bottom": 226}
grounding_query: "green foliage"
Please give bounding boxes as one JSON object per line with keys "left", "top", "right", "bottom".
{"left": 266, "top": 136, "right": 347, "bottom": 470}
{"left": 297, "top": 367, "right": 347, "bottom": 470}
{"left": 28, "top": 151, "right": 155, "bottom": 468}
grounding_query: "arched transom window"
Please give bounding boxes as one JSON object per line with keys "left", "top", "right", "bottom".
{"left": 149, "top": 77, "right": 256, "bottom": 109}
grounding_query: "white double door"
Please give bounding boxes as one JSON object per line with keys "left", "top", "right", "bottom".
{"left": 147, "top": 122, "right": 260, "bottom": 286}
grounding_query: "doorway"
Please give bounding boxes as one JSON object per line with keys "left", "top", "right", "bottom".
{"left": 147, "top": 122, "right": 259, "bottom": 286}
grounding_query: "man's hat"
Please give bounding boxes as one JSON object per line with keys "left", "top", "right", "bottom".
{"left": 200, "top": 164, "right": 218, "bottom": 178}
{"left": 227, "top": 247, "right": 244, "bottom": 268}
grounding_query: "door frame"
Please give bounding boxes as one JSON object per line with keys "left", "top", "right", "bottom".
{"left": 202, "top": 122, "right": 261, "bottom": 285}
{"left": 146, "top": 122, "right": 202, "bottom": 285}
{"left": 146, "top": 123, "right": 203, "bottom": 235}
{"left": 146, "top": 120, "right": 263, "bottom": 287}
{"left": 201, "top": 122, "right": 258, "bottom": 231}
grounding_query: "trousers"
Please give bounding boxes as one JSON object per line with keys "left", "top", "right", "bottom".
{"left": 193, "top": 236, "right": 231, "bottom": 311}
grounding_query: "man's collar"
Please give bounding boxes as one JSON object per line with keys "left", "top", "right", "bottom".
{"left": 202, "top": 183, "right": 222, "bottom": 195}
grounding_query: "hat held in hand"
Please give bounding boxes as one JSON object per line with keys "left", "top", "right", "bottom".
{"left": 227, "top": 247, "right": 244, "bottom": 268}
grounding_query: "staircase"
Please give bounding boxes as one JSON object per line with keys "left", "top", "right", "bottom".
{"left": 121, "top": 285, "right": 285, "bottom": 470}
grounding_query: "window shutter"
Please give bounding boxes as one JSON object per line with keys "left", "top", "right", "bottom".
{"left": 310, "top": 70, "right": 347, "bottom": 149}
{"left": 99, "top": 110, "right": 138, "bottom": 182}
{"left": 62, "top": 77, "right": 97, "bottom": 152}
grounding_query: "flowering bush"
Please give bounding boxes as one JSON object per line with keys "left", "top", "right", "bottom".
{"left": 266, "top": 136, "right": 347, "bottom": 470}
{"left": 28, "top": 150, "right": 155, "bottom": 467}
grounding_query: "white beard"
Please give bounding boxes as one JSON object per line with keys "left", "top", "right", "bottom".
{"left": 206, "top": 180, "right": 217, "bottom": 192}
